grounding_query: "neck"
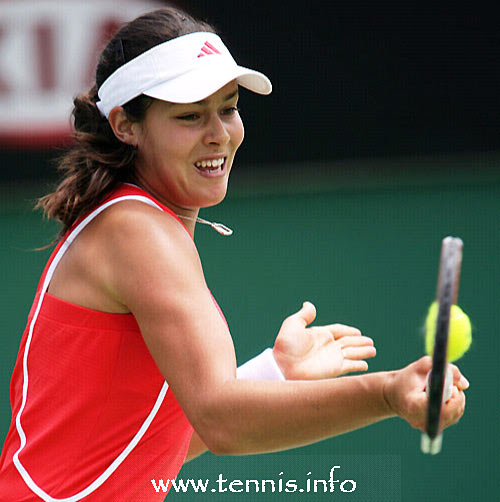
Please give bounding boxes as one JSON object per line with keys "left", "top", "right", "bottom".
{"left": 126, "top": 178, "right": 199, "bottom": 236}
{"left": 123, "top": 180, "right": 232, "bottom": 237}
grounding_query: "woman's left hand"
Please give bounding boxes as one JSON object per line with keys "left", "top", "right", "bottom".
{"left": 272, "top": 302, "right": 376, "bottom": 380}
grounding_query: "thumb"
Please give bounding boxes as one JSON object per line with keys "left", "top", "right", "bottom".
{"left": 293, "top": 301, "right": 317, "bottom": 327}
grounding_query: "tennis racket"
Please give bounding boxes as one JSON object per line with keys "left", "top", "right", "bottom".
{"left": 420, "top": 236, "right": 463, "bottom": 455}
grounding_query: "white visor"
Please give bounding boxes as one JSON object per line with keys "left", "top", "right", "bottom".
{"left": 96, "top": 32, "right": 272, "bottom": 118}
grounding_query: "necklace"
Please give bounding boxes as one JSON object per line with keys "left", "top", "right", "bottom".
{"left": 123, "top": 183, "right": 233, "bottom": 236}
{"left": 176, "top": 214, "right": 233, "bottom": 236}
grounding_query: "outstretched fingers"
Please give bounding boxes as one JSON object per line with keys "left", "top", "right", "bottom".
{"left": 340, "top": 359, "right": 369, "bottom": 374}
{"left": 341, "top": 343, "right": 377, "bottom": 361}
{"left": 326, "top": 323, "right": 362, "bottom": 339}
{"left": 337, "top": 331, "right": 376, "bottom": 359}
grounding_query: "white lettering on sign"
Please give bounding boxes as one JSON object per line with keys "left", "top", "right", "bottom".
{"left": 0, "top": 0, "right": 161, "bottom": 147}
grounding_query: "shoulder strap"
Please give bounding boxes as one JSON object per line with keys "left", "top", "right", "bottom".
{"left": 14, "top": 192, "right": 170, "bottom": 502}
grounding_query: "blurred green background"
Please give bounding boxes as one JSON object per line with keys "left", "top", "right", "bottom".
{"left": 1, "top": 156, "right": 498, "bottom": 501}
{"left": 2, "top": 2, "right": 499, "bottom": 500}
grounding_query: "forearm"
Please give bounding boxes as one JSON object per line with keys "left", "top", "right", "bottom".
{"left": 192, "top": 371, "right": 396, "bottom": 455}
{"left": 184, "top": 348, "right": 286, "bottom": 463}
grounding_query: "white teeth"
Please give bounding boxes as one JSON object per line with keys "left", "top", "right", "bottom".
{"left": 195, "top": 158, "right": 225, "bottom": 169}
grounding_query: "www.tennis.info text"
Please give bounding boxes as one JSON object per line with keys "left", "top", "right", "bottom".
{"left": 151, "top": 466, "right": 356, "bottom": 495}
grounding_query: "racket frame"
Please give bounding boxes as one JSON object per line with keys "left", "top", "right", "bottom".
{"left": 421, "top": 236, "right": 463, "bottom": 454}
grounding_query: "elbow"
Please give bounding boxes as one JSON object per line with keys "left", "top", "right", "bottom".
{"left": 189, "top": 401, "right": 246, "bottom": 455}
{"left": 204, "top": 437, "right": 234, "bottom": 456}
{"left": 192, "top": 414, "right": 238, "bottom": 455}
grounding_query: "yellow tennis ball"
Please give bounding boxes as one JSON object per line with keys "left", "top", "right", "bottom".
{"left": 425, "top": 301, "right": 472, "bottom": 362}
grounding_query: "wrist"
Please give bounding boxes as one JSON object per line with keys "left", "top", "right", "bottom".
{"left": 381, "top": 370, "right": 398, "bottom": 417}
{"left": 272, "top": 348, "right": 304, "bottom": 380}
{"left": 271, "top": 348, "right": 291, "bottom": 380}
{"left": 237, "top": 348, "right": 286, "bottom": 381}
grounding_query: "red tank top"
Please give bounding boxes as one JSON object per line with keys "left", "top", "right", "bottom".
{"left": 0, "top": 184, "right": 198, "bottom": 501}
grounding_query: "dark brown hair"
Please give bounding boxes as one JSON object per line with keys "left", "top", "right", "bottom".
{"left": 37, "top": 6, "right": 215, "bottom": 237}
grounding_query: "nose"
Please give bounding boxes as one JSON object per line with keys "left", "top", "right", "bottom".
{"left": 203, "top": 113, "right": 230, "bottom": 146}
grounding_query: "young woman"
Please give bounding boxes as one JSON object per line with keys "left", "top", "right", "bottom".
{"left": 0, "top": 6, "right": 468, "bottom": 501}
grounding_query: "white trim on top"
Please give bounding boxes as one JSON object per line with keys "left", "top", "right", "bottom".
{"left": 13, "top": 195, "right": 170, "bottom": 501}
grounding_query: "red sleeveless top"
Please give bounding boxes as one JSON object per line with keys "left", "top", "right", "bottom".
{"left": 0, "top": 184, "right": 198, "bottom": 501}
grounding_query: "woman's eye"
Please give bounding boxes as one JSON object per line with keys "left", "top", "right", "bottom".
{"left": 222, "top": 106, "right": 240, "bottom": 116}
{"left": 177, "top": 107, "right": 239, "bottom": 121}
{"left": 177, "top": 114, "right": 200, "bottom": 121}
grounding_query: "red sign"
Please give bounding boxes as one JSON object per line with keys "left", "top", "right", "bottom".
{"left": 0, "top": 0, "right": 162, "bottom": 149}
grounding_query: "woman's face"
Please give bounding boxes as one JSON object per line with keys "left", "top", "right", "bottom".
{"left": 132, "top": 81, "right": 244, "bottom": 215}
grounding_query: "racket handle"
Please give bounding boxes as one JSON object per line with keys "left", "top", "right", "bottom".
{"left": 421, "top": 365, "right": 453, "bottom": 454}
{"left": 425, "top": 365, "right": 453, "bottom": 403}
{"left": 421, "top": 432, "right": 443, "bottom": 454}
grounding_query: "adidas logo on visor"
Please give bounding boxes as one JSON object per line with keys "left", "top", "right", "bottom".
{"left": 197, "top": 41, "right": 221, "bottom": 58}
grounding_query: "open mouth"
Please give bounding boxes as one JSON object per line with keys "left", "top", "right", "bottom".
{"left": 194, "top": 157, "right": 226, "bottom": 176}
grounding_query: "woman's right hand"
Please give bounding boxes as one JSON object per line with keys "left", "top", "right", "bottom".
{"left": 383, "top": 356, "right": 469, "bottom": 431}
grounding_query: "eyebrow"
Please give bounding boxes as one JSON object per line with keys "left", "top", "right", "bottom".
{"left": 193, "top": 89, "right": 239, "bottom": 106}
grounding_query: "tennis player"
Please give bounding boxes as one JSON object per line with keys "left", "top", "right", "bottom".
{"left": 0, "top": 6, "right": 468, "bottom": 501}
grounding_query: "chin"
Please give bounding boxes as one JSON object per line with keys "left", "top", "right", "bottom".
{"left": 198, "top": 182, "right": 229, "bottom": 208}
{"left": 201, "top": 191, "right": 228, "bottom": 208}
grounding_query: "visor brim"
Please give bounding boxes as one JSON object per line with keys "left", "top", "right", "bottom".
{"left": 143, "top": 64, "right": 272, "bottom": 104}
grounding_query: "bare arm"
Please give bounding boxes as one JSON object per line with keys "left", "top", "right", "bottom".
{"left": 99, "top": 203, "right": 466, "bottom": 455}
{"left": 185, "top": 301, "right": 377, "bottom": 461}
{"left": 185, "top": 431, "right": 207, "bottom": 462}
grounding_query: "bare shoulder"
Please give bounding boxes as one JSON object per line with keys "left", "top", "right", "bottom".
{"left": 93, "top": 199, "right": 207, "bottom": 303}
{"left": 97, "top": 199, "right": 196, "bottom": 253}
{"left": 48, "top": 198, "right": 205, "bottom": 314}
{"left": 93, "top": 199, "right": 203, "bottom": 278}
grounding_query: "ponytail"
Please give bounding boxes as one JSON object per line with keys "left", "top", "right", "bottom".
{"left": 36, "top": 86, "right": 139, "bottom": 236}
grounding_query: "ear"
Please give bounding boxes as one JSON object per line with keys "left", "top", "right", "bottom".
{"left": 108, "top": 106, "right": 140, "bottom": 147}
